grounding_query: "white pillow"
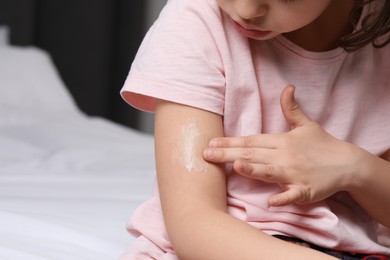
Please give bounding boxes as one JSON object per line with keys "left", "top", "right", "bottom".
{"left": 0, "top": 45, "right": 80, "bottom": 119}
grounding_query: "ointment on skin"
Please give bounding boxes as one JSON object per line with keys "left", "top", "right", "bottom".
{"left": 176, "top": 118, "right": 208, "bottom": 173}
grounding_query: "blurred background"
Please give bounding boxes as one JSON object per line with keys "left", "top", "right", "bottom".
{"left": 1, "top": 0, "right": 167, "bottom": 134}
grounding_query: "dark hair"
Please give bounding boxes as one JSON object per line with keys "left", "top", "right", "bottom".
{"left": 339, "top": 0, "right": 390, "bottom": 51}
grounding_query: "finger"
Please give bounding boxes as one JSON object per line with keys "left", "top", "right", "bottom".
{"left": 203, "top": 147, "right": 277, "bottom": 164}
{"left": 280, "top": 85, "right": 313, "bottom": 129}
{"left": 209, "top": 134, "right": 279, "bottom": 149}
{"left": 268, "top": 186, "right": 308, "bottom": 206}
{"left": 233, "top": 160, "right": 289, "bottom": 183}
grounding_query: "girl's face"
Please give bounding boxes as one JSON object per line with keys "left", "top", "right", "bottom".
{"left": 217, "top": 0, "right": 334, "bottom": 40}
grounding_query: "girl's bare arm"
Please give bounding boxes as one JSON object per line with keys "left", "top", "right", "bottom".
{"left": 348, "top": 148, "right": 390, "bottom": 228}
{"left": 154, "top": 100, "right": 337, "bottom": 259}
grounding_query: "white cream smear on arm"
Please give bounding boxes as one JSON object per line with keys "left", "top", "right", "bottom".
{"left": 179, "top": 118, "right": 208, "bottom": 173}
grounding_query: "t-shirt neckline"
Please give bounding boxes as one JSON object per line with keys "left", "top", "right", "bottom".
{"left": 269, "top": 1, "right": 372, "bottom": 61}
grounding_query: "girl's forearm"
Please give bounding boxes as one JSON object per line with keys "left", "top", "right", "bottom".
{"left": 348, "top": 149, "right": 390, "bottom": 228}
{"left": 166, "top": 208, "right": 337, "bottom": 260}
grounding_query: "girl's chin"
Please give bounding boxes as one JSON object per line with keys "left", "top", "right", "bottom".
{"left": 232, "top": 21, "right": 275, "bottom": 40}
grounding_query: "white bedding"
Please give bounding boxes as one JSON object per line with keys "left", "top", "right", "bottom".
{"left": 0, "top": 32, "right": 155, "bottom": 259}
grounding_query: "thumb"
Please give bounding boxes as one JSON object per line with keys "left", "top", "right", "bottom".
{"left": 268, "top": 187, "right": 303, "bottom": 206}
{"left": 280, "top": 85, "right": 312, "bottom": 129}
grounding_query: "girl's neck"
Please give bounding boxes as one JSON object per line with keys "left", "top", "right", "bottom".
{"left": 283, "top": 0, "right": 358, "bottom": 52}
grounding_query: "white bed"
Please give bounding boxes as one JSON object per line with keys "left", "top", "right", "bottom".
{"left": 0, "top": 26, "right": 155, "bottom": 259}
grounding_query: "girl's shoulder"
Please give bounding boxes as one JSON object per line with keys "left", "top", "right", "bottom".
{"left": 152, "top": 0, "right": 229, "bottom": 48}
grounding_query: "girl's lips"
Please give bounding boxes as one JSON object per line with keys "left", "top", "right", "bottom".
{"left": 233, "top": 21, "right": 271, "bottom": 39}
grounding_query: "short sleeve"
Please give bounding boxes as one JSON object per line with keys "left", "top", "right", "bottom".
{"left": 120, "top": 0, "right": 226, "bottom": 115}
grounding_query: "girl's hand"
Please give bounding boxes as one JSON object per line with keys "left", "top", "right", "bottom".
{"left": 203, "top": 85, "right": 363, "bottom": 207}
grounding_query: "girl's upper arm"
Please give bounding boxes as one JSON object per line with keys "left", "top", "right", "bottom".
{"left": 153, "top": 100, "right": 338, "bottom": 260}
{"left": 154, "top": 99, "right": 226, "bottom": 241}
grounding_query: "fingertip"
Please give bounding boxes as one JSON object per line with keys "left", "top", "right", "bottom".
{"left": 286, "top": 84, "right": 295, "bottom": 91}
{"left": 269, "top": 193, "right": 292, "bottom": 207}
{"left": 233, "top": 159, "right": 249, "bottom": 174}
{"left": 268, "top": 197, "right": 280, "bottom": 207}
{"left": 233, "top": 160, "right": 245, "bottom": 174}
{"left": 282, "top": 84, "right": 296, "bottom": 103}
{"left": 209, "top": 139, "right": 222, "bottom": 148}
{"left": 203, "top": 148, "right": 214, "bottom": 160}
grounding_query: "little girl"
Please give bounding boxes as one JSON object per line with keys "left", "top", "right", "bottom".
{"left": 120, "top": 0, "right": 390, "bottom": 259}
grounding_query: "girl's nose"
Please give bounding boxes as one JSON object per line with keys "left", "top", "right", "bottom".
{"left": 234, "top": 0, "right": 267, "bottom": 20}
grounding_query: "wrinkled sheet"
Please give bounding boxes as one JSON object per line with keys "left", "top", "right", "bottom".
{"left": 0, "top": 41, "right": 155, "bottom": 259}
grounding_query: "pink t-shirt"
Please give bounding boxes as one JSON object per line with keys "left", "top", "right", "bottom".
{"left": 120, "top": 0, "right": 390, "bottom": 258}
